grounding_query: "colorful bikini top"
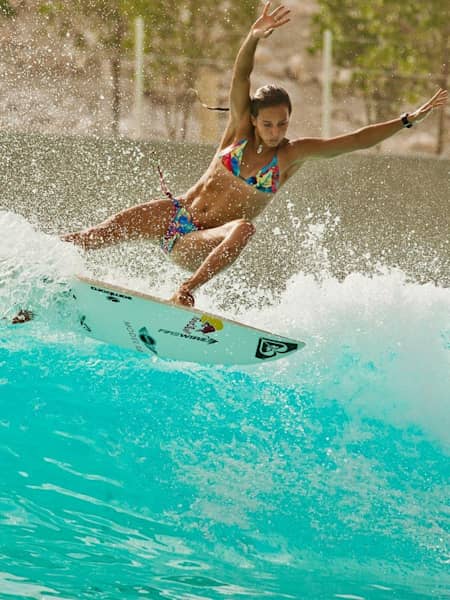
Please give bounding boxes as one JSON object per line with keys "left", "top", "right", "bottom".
{"left": 219, "top": 138, "right": 280, "bottom": 194}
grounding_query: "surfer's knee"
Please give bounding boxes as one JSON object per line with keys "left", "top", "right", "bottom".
{"left": 62, "top": 227, "right": 114, "bottom": 250}
{"left": 61, "top": 231, "right": 87, "bottom": 249}
{"left": 231, "top": 219, "right": 256, "bottom": 244}
{"left": 61, "top": 230, "right": 98, "bottom": 250}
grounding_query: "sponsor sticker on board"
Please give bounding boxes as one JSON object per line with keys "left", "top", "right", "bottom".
{"left": 256, "top": 337, "right": 298, "bottom": 360}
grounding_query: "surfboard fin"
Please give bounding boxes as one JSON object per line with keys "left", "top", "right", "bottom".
{"left": 11, "top": 309, "right": 34, "bottom": 324}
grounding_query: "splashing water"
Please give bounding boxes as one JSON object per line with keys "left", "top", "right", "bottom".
{"left": 1, "top": 210, "right": 449, "bottom": 599}
{"left": 0, "top": 211, "right": 84, "bottom": 322}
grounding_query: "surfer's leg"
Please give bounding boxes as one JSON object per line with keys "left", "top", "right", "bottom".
{"left": 169, "top": 219, "right": 256, "bottom": 306}
{"left": 61, "top": 199, "right": 175, "bottom": 250}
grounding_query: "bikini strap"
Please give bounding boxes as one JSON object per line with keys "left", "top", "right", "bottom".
{"left": 157, "top": 165, "right": 174, "bottom": 200}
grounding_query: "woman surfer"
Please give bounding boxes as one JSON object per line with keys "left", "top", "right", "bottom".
{"left": 62, "top": 2, "right": 448, "bottom": 307}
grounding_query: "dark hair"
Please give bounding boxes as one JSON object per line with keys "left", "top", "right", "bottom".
{"left": 193, "top": 85, "right": 292, "bottom": 116}
{"left": 250, "top": 85, "right": 292, "bottom": 117}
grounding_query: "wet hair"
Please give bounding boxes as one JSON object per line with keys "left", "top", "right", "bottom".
{"left": 250, "top": 85, "right": 292, "bottom": 117}
{"left": 193, "top": 85, "right": 292, "bottom": 116}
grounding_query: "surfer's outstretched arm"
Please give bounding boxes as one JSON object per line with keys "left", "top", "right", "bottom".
{"left": 218, "top": 1, "right": 291, "bottom": 146}
{"left": 286, "top": 88, "right": 448, "bottom": 163}
{"left": 227, "top": 2, "right": 290, "bottom": 123}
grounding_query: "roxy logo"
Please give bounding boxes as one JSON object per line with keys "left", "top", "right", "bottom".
{"left": 256, "top": 337, "right": 298, "bottom": 360}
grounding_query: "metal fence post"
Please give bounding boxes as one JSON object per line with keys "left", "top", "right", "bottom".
{"left": 322, "top": 29, "right": 332, "bottom": 138}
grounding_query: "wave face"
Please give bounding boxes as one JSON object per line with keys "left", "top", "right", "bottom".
{"left": 1, "top": 211, "right": 449, "bottom": 599}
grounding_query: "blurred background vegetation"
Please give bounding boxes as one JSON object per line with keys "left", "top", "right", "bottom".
{"left": 35, "top": 0, "right": 257, "bottom": 137}
{"left": 311, "top": 0, "right": 449, "bottom": 153}
{"left": 0, "top": 0, "right": 448, "bottom": 153}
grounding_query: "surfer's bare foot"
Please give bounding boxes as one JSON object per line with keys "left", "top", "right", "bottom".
{"left": 11, "top": 309, "right": 33, "bottom": 324}
{"left": 169, "top": 286, "right": 195, "bottom": 307}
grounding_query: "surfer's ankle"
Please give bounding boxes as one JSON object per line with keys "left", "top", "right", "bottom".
{"left": 170, "top": 285, "right": 195, "bottom": 307}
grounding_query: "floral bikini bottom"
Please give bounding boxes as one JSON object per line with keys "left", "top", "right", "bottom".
{"left": 160, "top": 197, "right": 200, "bottom": 254}
{"left": 157, "top": 165, "right": 201, "bottom": 255}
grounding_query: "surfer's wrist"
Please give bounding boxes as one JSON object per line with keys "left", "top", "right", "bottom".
{"left": 401, "top": 113, "right": 413, "bottom": 128}
{"left": 250, "top": 27, "right": 263, "bottom": 41}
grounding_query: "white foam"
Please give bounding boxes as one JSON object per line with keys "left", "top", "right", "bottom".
{"left": 0, "top": 210, "right": 84, "bottom": 318}
{"left": 1, "top": 210, "right": 448, "bottom": 447}
{"left": 239, "top": 268, "right": 450, "bottom": 449}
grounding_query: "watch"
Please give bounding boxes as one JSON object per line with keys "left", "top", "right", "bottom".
{"left": 401, "top": 113, "right": 413, "bottom": 128}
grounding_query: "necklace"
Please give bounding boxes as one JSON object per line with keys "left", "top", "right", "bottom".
{"left": 256, "top": 143, "right": 263, "bottom": 154}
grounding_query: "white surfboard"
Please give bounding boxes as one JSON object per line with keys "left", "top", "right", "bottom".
{"left": 71, "top": 276, "right": 305, "bottom": 366}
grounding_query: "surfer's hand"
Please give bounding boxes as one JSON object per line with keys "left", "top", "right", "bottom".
{"left": 408, "top": 88, "right": 448, "bottom": 126}
{"left": 170, "top": 286, "right": 195, "bottom": 308}
{"left": 251, "top": 2, "right": 290, "bottom": 39}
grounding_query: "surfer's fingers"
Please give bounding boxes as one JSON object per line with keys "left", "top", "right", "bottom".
{"left": 262, "top": 1, "right": 271, "bottom": 17}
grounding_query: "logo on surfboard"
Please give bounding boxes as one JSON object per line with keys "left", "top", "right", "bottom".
{"left": 255, "top": 337, "right": 298, "bottom": 360}
{"left": 79, "top": 315, "right": 92, "bottom": 332}
{"left": 138, "top": 327, "right": 158, "bottom": 355}
{"left": 90, "top": 285, "right": 132, "bottom": 303}
{"left": 183, "top": 315, "right": 224, "bottom": 336}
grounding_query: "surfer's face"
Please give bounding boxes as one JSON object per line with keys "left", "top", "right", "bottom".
{"left": 251, "top": 104, "right": 290, "bottom": 148}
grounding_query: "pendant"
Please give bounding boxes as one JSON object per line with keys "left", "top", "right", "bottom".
{"left": 256, "top": 143, "right": 263, "bottom": 154}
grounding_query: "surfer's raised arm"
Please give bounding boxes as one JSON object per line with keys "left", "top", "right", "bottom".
{"left": 227, "top": 2, "right": 290, "bottom": 127}
{"left": 285, "top": 88, "right": 449, "bottom": 163}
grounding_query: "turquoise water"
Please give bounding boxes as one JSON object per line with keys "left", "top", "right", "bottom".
{"left": 1, "top": 211, "right": 449, "bottom": 599}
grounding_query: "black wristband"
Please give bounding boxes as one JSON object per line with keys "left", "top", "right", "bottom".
{"left": 401, "top": 113, "right": 413, "bottom": 128}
